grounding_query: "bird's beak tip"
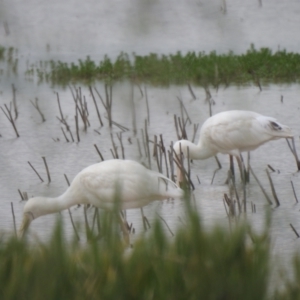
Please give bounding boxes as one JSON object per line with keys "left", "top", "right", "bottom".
{"left": 18, "top": 213, "right": 33, "bottom": 238}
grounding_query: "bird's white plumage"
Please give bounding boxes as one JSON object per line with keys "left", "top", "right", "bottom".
{"left": 174, "top": 110, "right": 292, "bottom": 159}
{"left": 198, "top": 110, "right": 292, "bottom": 156}
{"left": 75, "top": 159, "right": 182, "bottom": 209}
{"left": 20, "top": 159, "right": 183, "bottom": 235}
{"left": 173, "top": 110, "right": 293, "bottom": 182}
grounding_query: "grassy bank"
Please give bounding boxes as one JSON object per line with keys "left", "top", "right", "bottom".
{"left": 28, "top": 46, "right": 300, "bottom": 86}
{"left": 0, "top": 205, "right": 299, "bottom": 299}
{"left": 1, "top": 45, "right": 300, "bottom": 86}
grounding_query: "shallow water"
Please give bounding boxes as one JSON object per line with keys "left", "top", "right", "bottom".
{"left": 0, "top": 83, "right": 299, "bottom": 242}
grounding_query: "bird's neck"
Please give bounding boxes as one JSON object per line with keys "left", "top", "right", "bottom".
{"left": 33, "top": 190, "right": 81, "bottom": 219}
{"left": 174, "top": 140, "right": 215, "bottom": 160}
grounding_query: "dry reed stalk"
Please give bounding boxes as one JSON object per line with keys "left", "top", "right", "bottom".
{"left": 136, "top": 138, "right": 142, "bottom": 158}
{"left": 105, "top": 84, "right": 113, "bottom": 128}
{"left": 17, "top": 190, "right": 28, "bottom": 201}
{"left": 177, "top": 116, "right": 188, "bottom": 140}
{"left": 18, "top": 189, "right": 24, "bottom": 200}
{"left": 265, "top": 168, "right": 280, "bottom": 207}
{"left": 11, "top": 84, "right": 18, "bottom": 120}
{"left": 104, "top": 117, "right": 129, "bottom": 132}
{"left": 223, "top": 198, "right": 230, "bottom": 217}
{"left": 94, "top": 85, "right": 113, "bottom": 128}
{"left": 157, "top": 213, "right": 174, "bottom": 236}
{"left": 116, "top": 132, "right": 125, "bottom": 159}
{"left": 249, "top": 165, "right": 273, "bottom": 205}
{"left": 56, "top": 92, "right": 64, "bottom": 121}
{"left": 155, "top": 144, "right": 162, "bottom": 173}
{"left": 89, "top": 85, "right": 103, "bottom": 127}
{"left": 68, "top": 127, "right": 75, "bottom": 142}
{"left": 290, "top": 181, "right": 299, "bottom": 203}
{"left": 160, "top": 134, "right": 169, "bottom": 178}
{"left": 174, "top": 115, "right": 180, "bottom": 140}
{"left": 42, "top": 156, "right": 51, "bottom": 183}
{"left": 68, "top": 208, "right": 80, "bottom": 241}
{"left": 286, "top": 137, "right": 300, "bottom": 170}
{"left": 223, "top": 193, "right": 236, "bottom": 216}
{"left": 11, "top": 202, "right": 17, "bottom": 235}
{"left": 75, "top": 114, "right": 80, "bottom": 142}
{"left": 168, "top": 147, "right": 175, "bottom": 182}
{"left": 250, "top": 70, "right": 262, "bottom": 91}
{"left": 64, "top": 174, "right": 70, "bottom": 186}
{"left": 204, "top": 87, "right": 213, "bottom": 117}
{"left": 140, "top": 207, "right": 151, "bottom": 231}
{"left": 144, "top": 120, "right": 151, "bottom": 168}
{"left": 30, "top": 98, "right": 46, "bottom": 122}
{"left": 172, "top": 144, "right": 195, "bottom": 190}
{"left": 227, "top": 170, "right": 242, "bottom": 213}
{"left": 153, "top": 135, "right": 158, "bottom": 157}
{"left": 28, "top": 161, "right": 44, "bottom": 182}
{"left": 191, "top": 123, "right": 199, "bottom": 143}
{"left": 187, "top": 83, "right": 196, "bottom": 100}
{"left": 145, "top": 86, "right": 150, "bottom": 125}
{"left": 110, "top": 133, "right": 119, "bottom": 159}
{"left": 110, "top": 149, "right": 117, "bottom": 159}
{"left": 1, "top": 103, "right": 20, "bottom": 137}
{"left": 290, "top": 223, "right": 300, "bottom": 238}
{"left": 177, "top": 96, "right": 192, "bottom": 124}
{"left": 61, "top": 127, "right": 69, "bottom": 142}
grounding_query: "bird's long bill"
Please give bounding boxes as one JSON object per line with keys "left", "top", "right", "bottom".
{"left": 18, "top": 213, "right": 33, "bottom": 238}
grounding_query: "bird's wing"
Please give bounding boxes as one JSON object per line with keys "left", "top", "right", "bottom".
{"left": 202, "top": 115, "right": 273, "bottom": 154}
{"left": 78, "top": 161, "right": 170, "bottom": 210}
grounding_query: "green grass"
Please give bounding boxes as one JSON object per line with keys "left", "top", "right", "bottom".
{"left": 0, "top": 202, "right": 299, "bottom": 299}
{"left": 2, "top": 45, "right": 300, "bottom": 86}
{"left": 23, "top": 45, "right": 300, "bottom": 86}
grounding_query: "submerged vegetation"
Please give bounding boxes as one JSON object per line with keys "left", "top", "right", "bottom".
{"left": 1, "top": 45, "right": 300, "bottom": 86}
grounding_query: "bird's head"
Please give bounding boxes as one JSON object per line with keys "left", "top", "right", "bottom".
{"left": 18, "top": 197, "right": 47, "bottom": 237}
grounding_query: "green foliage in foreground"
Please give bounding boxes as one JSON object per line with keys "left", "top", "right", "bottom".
{"left": 24, "top": 45, "right": 300, "bottom": 86}
{"left": 0, "top": 206, "right": 299, "bottom": 299}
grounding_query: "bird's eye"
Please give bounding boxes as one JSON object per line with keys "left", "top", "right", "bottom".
{"left": 270, "top": 121, "right": 282, "bottom": 131}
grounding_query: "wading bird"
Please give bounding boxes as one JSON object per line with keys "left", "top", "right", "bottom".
{"left": 19, "top": 159, "right": 184, "bottom": 242}
{"left": 173, "top": 110, "right": 293, "bottom": 184}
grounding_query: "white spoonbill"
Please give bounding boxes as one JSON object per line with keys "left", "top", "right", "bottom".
{"left": 19, "top": 159, "right": 184, "bottom": 238}
{"left": 173, "top": 110, "right": 293, "bottom": 184}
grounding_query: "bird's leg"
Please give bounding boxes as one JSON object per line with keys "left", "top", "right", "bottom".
{"left": 245, "top": 152, "right": 250, "bottom": 183}
{"left": 118, "top": 212, "right": 130, "bottom": 247}
{"left": 211, "top": 155, "right": 222, "bottom": 185}
{"left": 230, "top": 155, "right": 235, "bottom": 179}
{"left": 224, "top": 155, "right": 234, "bottom": 185}
{"left": 236, "top": 154, "right": 246, "bottom": 183}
